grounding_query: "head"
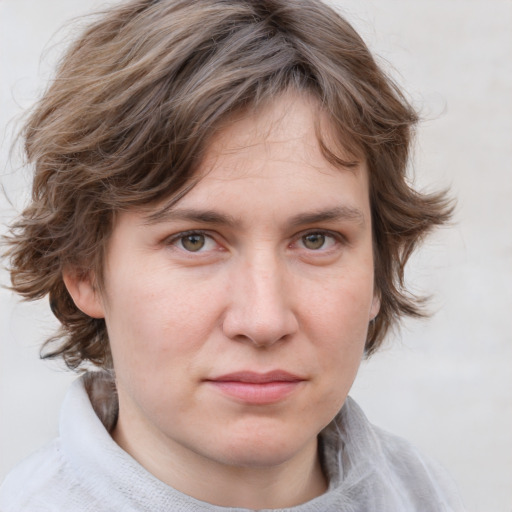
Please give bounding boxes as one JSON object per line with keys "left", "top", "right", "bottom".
{"left": 6, "top": 0, "right": 451, "bottom": 370}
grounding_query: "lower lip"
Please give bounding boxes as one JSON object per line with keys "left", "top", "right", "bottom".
{"left": 207, "top": 381, "right": 302, "bottom": 404}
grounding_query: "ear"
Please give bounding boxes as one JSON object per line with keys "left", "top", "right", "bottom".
{"left": 63, "top": 269, "right": 105, "bottom": 319}
{"left": 369, "top": 292, "right": 381, "bottom": 321}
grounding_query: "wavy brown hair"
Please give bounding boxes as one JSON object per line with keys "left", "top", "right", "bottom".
{"left": 4, "top": 0, "right": 452, "bottom": 370}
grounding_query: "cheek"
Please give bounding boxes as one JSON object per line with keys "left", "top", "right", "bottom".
{"left": 104, "top": 276, "right": 222, "bottom": 416}
{"left": 299, "top": 269, "right": 373, "bottom": 375}
{"left": 104, "top": 269, "right": 224, "bottom": 370}
{"left": 303, "top": 268, "right": 375, "bottom": 329}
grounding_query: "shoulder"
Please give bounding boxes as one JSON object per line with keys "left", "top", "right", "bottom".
{"left": 0, "top": 439, "right": 67, "bottom": 511}
{"left": 0, "top": 429, "right": 116, "bottom": 512}
{"left": 323, "top": 397, "right": 467, "bottom": 511}
{"left": 372, "top": 424, "right": 462, "bottom": 495}
{"left": 0, "top": 374, "right": 139, "bottom": 512}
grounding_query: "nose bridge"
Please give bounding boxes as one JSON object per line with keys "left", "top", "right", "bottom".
{"left": 223, "top": 246, "right": 297, "bottom": 346}
{"left": 247, "top": 249, "right": 284, "bottom": 312}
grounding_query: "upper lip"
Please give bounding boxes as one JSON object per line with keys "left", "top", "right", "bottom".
{"left": 205, "top": 370, "right": 305, "bottom": 383}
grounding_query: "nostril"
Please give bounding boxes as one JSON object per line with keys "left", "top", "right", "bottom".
{"left": 222, "top": 262, "right": 298, "bottom": 346}
{"left": 221, "top": 305, "right": 298, "bottom": 348}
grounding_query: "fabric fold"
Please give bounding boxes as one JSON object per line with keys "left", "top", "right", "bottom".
{"left": 0, "top": 372, "right": 466, "bottom": 512}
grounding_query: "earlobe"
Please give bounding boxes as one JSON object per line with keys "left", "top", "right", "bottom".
{"left": 62, "top": 269, "right": 105, "bottom": 319}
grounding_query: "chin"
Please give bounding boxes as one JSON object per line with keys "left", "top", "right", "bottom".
{"left": 206, "top": 422, "right": 316, "bottom": 469}
{"left": 217, "top": 444, "right": 302, "bottom": 469}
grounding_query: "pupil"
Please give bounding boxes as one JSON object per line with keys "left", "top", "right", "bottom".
{"left": 182, "top": 234, "right": 205, "bottom": 252}
{"left": 303, "top": 233, "right": 325, "bottom": 250}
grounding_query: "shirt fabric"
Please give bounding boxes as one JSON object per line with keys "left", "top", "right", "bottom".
{"left": 0, "top": 372, "right": 466, "bottom": 511}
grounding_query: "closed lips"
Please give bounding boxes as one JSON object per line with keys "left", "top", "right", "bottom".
{"left": 204, "top": 371, "right": 306, "bottom": 404}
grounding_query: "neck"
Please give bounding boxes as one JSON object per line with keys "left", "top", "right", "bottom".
{"left": 113, "top": 406, "right": 327, "bottom": 508}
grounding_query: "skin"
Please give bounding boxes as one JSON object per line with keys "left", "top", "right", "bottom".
{"left": 65, "top": 92, "right": 380, "bottom": 508}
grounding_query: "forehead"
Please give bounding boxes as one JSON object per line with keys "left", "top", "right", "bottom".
{"left": 146, "top": 92, "right": 368, "bottom": 222}
{"left": 142, "top": 92, "right": 370, "bottom": 228}
{"left": 207, "top": 92, "right": 360, "bottom": 171}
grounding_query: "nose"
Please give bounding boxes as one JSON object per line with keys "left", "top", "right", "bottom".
{"left": 222, "top": 253, "right": 298, "bottom": 348}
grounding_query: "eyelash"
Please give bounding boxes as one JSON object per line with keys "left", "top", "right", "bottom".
{"left": 292, "top": 230, "right": 344, "bottom": 252}
{"left": 165, "top": 229, "right": 345, "bottom": 255}
{"left": 166, "top": 230, "right": 217, "bottom": 252}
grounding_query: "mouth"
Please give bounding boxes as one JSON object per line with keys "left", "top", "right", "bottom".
{"left": 204, "top": 371, "right": 306, "bottom": 405}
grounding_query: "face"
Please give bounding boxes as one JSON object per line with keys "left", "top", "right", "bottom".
{"left": 69, "top": 93, "right": 379, "bottom": 487}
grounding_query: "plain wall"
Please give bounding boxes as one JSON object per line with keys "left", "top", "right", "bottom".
{"left": 1, "top": 1, "right": 511, "bottom": 510}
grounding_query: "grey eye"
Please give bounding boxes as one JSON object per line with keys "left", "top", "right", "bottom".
{"left": 181, "top": 234, "right": 206, "bottom": 252}
{"left": 302, "top": 233, "right": 326, "bottom": 250}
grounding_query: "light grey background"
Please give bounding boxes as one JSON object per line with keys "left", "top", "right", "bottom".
{"left": 1, "top": 1, "right": 511, "bottom": 510}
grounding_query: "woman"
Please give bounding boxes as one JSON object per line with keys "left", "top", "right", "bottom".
{"left": 1, "top": 0, "right": 465, "bottom": 510}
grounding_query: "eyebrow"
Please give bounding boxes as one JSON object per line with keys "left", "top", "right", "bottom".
{"left": 288, "top": 206, "right": 366, "bottom": 228}
{"left": 144, "top": 208, "right": 239, "bottom": 227}
{"left": 145, "top": 205, "right": 365, "bottom": 228}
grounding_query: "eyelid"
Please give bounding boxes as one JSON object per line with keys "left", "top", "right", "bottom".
{"left": 295, "top": 228, "right": 344, "bottom": 242}
{"left": 162, "top": 228, "right": 345, "bottom": 254}
{"left": 165, "top": 229, "right": 220, "bottom": 252}
{"left": 291, "top": 228, "right": 346, "bottom": 251}
{"left": 165, "top": 229, "right": 207, "bottom": 242}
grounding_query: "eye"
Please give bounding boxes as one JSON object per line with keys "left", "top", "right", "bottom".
{"left": 301, "top": 232, "right": 326, "bottom": 250}
{"left": 298, "top": 231, "right": 337, "bottom": 251}
{"left": 181, "top": 233, "right": 206, "bottom": 252}
{"left": 170, "top": 231, "right": 218, "bottom": 253}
